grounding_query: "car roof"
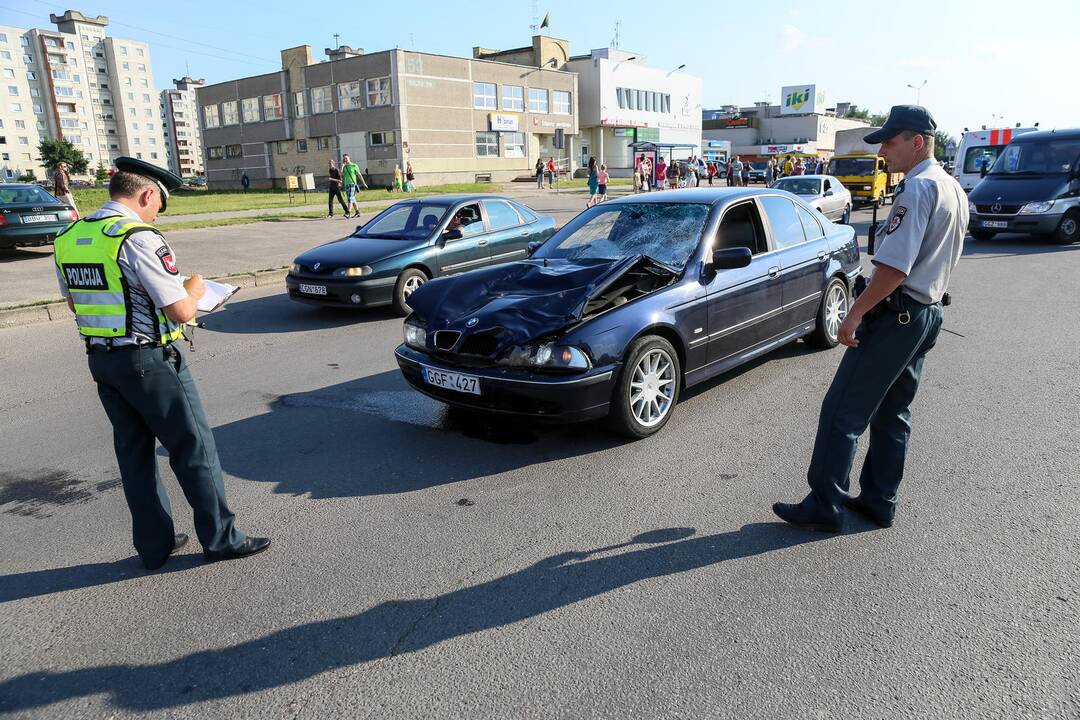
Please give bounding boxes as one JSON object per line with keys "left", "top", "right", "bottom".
{"left": 0, "top": 183, "right": 52, "bottom": 189}
{"left": 393, "top": 194, "right": 514, "bottom": 205}
{"left": 604, "top": 188, "right": 771, "bottom": 206}
{"left": 1009, "top": 128, "right": 1080, "bottom": 143}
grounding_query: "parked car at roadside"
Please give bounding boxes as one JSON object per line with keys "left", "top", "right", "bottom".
{"left": 0, "top": 183, "right": 79, "bottom": 249}
{"left": 396, "top": 188, "right": 860, "bottom": 438}
{"left": 770, "top": 175, "right": 853, "bottom": 224}
{"left": 287, "top": 195, "right": 556, "bottom": 314}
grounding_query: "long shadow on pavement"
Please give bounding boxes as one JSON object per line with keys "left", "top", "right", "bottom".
{"left": 0, "top": 522, "right": 867, "bottom": 713}
{"left": 211, "top": 368, "right": 621, "bottom": 498}
{"left": 199, "top": 291, "right": 394, "bottom": 334}
{"left": 0, "top": 554, "right": 203, "bottom": 604}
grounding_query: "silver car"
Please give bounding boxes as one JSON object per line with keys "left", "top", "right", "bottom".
{"left": 770, "top": 175, "right": 852, "bottom": 224}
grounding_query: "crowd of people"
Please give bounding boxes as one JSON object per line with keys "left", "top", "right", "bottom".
{"left": 629, "top": 153, "right": 828, "bottom": 192}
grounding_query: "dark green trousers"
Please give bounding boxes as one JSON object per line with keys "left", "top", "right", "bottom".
{"left": 88, "top": 344, "right": 245, "bottom": 567}
{"left": 805, "top": 299, "right": 944, "bottom": 521}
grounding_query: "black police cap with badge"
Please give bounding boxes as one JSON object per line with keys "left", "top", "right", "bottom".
{"left": 114, "top": 156, "right": 184, "bottom": 212}
{"left": 863, "top": 105, "right": 937, "bottom": 144}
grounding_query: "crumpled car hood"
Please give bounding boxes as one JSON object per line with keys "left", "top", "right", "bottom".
{"left": 407, "top": 256, "right": 669, "bottom": 355}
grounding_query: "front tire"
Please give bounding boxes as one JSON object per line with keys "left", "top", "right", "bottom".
{"left": 609, "top": 336, "right": 681, "bottom": 439}
{"left": 806, "top": 277, "right": 849, "bottom": 349}
{"left": 392, "top": 268, "right": 428, "bottom": 316}
{"left": 1054, "top": 209, "right": 1080, "bottom": 245}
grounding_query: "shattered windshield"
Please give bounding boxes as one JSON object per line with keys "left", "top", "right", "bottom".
{"left": 532, "top": 202, "right": 710, "bottom": 269}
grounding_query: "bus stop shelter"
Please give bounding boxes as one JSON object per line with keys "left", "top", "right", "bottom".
{"left": 628, "top": 141, "right": 699, "bottom": 187}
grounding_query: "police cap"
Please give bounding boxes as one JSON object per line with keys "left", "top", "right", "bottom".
{"left": 114, "top": 156, "right": 184, "bottom": 212}
{"left": 864, "top": 105, "right": 937, "bottom": 144}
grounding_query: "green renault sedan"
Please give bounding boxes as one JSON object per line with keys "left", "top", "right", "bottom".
{"left": 0, "top": 183, "right": 78, "bottom": 249}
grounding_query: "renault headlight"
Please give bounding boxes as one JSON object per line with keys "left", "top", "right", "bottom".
{"left": 496, "top": 343, "right": 591, "bottom": 370}
{"left": 336, "top": 266, "right": 373, "bottom": 277}
{"left": 1019, "top": 201, "right": 1055, "bottom": 214}
{"left": 403, "top": 321, "right": 427, "bottom": 349}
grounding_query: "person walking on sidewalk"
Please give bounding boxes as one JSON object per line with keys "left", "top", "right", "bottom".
{"left": 596, "top": 164, "right": 609, "bottom": 203}
{"left": 405, "top": 161, "right": 416, "bottom": 192}
{"left": 341, "top": 154, "right": 363, "bottom": 217}
{"left": 326, "top": 159, "right": 348, "bottom": 218}
{"left": 535, "top": 159, "right": 545, "bottom": 189}
{"left": 547, "top": 157, "right": 557, "bottom": 189}
{"left": 54, "top": 161, "right": 78, "bottom": 214}
{"left": 772, "top": 105, "right": 967, "bottom": 533}
{"left": 586, "top": 157, "right": 599, "bottom": 207}
{"left": 52, "top": 157, "right": 270, "bottom": 570}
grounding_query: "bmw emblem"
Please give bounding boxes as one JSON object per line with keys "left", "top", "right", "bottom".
{"left": 466, "top": 317, "right": 479, "bottom": 327}
{"left": 313, "top": 262, "right": 321, "bottom": 270}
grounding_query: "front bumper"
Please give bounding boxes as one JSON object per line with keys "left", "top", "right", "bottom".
{"left": 285, "top": 273, "right": 397, "bottom": 308}
{"left": 0, "top": 223, "right": 70, "bottom": 248}
{"left": 395, "top": 344, "right": 617, "bottom": 422}
{"left": 968, "top": 212, "right": 1063, "bottom": 236}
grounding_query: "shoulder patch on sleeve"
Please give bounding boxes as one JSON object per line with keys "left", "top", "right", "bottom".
{"left": 155, "top": 244, "right": 178, "bottom": 274}
{"left": 885, "top": 205, "right": 908, "bottom": 235}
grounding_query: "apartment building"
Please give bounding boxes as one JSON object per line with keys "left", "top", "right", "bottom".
{"left": 0, "top": 10, "right": 167, "bottom": 181}
{"left": 198, "top": 36, "right": 578, "bottom": 189}
{"left": 160, "top": 76, "right": 204, "bottom": 177}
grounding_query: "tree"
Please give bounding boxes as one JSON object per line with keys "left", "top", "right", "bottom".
{"left": 844, "top": 105, "right": 888, "bottom": 127}
{"left": 933, "top": 130, "right": 955, "bottom": 161}
{"left": 95, "top": 162, "right": 110, "bottom": 185}
{"left": 36, "top": 138, "right": 88, "bottom": 175}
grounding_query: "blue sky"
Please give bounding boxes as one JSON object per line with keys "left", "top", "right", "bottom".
{"left": 5, "top": 0, "right": 1077, "bottom": 140}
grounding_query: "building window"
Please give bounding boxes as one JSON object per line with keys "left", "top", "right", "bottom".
{"left": 369, "top": 131, "right": 395, "bottom": 146}
{"left": 221, "top": 100, "right": 239, "bottom": 125}
{"left": 137, "top": 48, "right": 144, "bottom": 57}
{"left": 242, "top": 97, "right": 260, "bottom": 123}
{"left": 475, "top": 131, "right": 499, "bottom": 157}
{"left": 120, "top": 46, "right": 128, "bottom": 56}
{"left": 0, "top": 51, "right": 10, "bottom": 60}
{"left": 296, "top": 139, "right": 309, "bottom": 153}
{"left": 124, "top": 77, "right": 132, "bottom": 86}
{"left": 132, "top": 137, "right": 140, "bottom": 145}
{"left": 10, "top": 102, "right": 20, "bottom": 111}
{"left": 366, "top": 77, "right": 391, "bottom": 107}
{"left": 1, "top": 69, "right": 11, "bottom": 79}
{"left": 473, "top": 82, "right": 496, "bottom": 109}
{"left": 553, "top": 90, "right": 571, "bottom": 115}
{"left": 127, "top": 92, "right": 134, "bottom": 101}
{"left": 23, "top": 55, "right": 33, "bottom": 64}
{"left": 225, "top": 144, "right": 242, "bottom": 158}
{"left": 503, "top": 85, "right": 523, "bottom": 112}
{"left": 203, "top": 104, "right": 220, "bottom": 128}
{"left": 316, "top": 136, "right": 332, "bottom": 150}
{"left": 144, "top": 108, "right": 152, "bottom": 118}
{"left": 142, "top": 93, "right": 150, "bottom": 102}
{"left": 262, "top": 94, "right": 283, "bottom": 120}
{"left": 6, "top": 86, "right": 16, "bottom": 96}
{"left": 276, "top": 140, "right": 288, "bottom": 154}
{"left": 293, "top": 91, "right": 305, "bottom": 118}
{"left": 137, "top": 63, "right": 146, "bottom": 72}
{"left": 502, "top": 132, "right": 525, "bottom": 158}
{"left": 0, "top": 33, "right": 6, "bottom": 43}
{"left": 122, "top": 62, "right": 129, "bottom": 70}
{"left": 140, "top": 79, "right": 148, "bottom": 88}
{"left": 14, "top": 119, "right": 24, "bottom": 128}
{"left": 337, "top": 81, "right": 362, "bottom": 110}
{"left": 528, "top": 88, "right": 548, "bottom": 113}
{"left": 311, "top": 86, "right": 333, "bottom": 114}
{"left": 150, "top": 152, "right": 158, "bottom": 159}
{"left": 208, "top": 146, "right": 224, "bottom": 159}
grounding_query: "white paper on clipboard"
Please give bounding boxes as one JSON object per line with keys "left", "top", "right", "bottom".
{"left": 180, "top": 277, "right": 240, "bottom": 312}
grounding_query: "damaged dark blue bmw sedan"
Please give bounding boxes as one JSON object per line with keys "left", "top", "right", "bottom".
{"left": 395, "top": 188, "right": 861, "bottom": 438}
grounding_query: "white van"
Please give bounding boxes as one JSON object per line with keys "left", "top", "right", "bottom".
{"left": 953, "top": 127, "right": 1038, "bottom": 192}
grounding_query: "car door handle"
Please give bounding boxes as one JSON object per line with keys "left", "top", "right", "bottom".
{"left": 817, "top": 251, "right": 827, "bottom": 261}
{"left": 477, "top": 238, "right": 488, "bottom": 246}
{"left": 768, "top": 266, "right": 780, "bottom": 277}
{"left": 520, "top": 230, "right": 530, "bottom": 237}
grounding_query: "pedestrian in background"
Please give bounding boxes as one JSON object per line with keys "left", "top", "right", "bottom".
{"left": 326, "top": 159, "right": 348, "bottom": 218}
{"left": 52, "top": 157, "right": 270, "bottom": 569}
{"left": 405, "top": 160, "right": 416, "bottom": 191}
{"left": 765, "top": 159, "right": 776, "bottom": 186}
{"left": 240, "top": 173, "right": 250, "bottom": 193}
{"left": 707, "top": 161, "right": 716, "bottom": 186}
{"left": 634, "top": 154, "right": 644, "bottom": 193}
{"left": 547, "top": 156, "right": 557, "bottom": 188}
{"left": 773, "top": 105, "right": 967, "bottom": 533}
{"left": 730, "top": 156, "right": 744, "bottom": 187}
{"left": 597, "top": 163, "right": 609, "bottom": 203}
{"left": 535, "top": 159, "right": 545, "bottom": 189}
{"left": 726, "top": 158, "right": 735, "bottom": 186}
{"left": 586, "top": 157, "right": 599, "bottom": 207}
{"left": 54, "top": 161, "right": 78, "bottom": 214}
{"left": 642, "top": 156, "right": 652, "bottom": 192}
{"left": 655, "top": 157, "right": 667, "bottom": 191}
{"left": 341, "top": 154, "right": 362, "bottom": 217}
{"left": 741, "top": 160, "right": 751, "bottom": 187}
{"left": 393, "top": 164, "right": 404, "bottom": 193}
{"left": 783, "top": 156, "right": 794, "bottom": 177}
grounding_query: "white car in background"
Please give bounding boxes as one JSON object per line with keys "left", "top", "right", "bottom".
{"left": 769, "top": 175, "right": 853, "bottom": 224}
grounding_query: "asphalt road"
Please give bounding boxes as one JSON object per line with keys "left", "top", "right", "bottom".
{"left": 1, "top": 213, "right": 1077, "bottom": 718}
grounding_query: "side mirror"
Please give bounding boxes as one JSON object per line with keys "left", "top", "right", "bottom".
{"left": 442, "top": 227, "right": 463, "bottom": 242}
{"left": 980, "top": 164, "right": 988, "bottom": 178}
{"left": 824, "top": 188, "right": 834, "bottom": 196}
{"left": 526, "top": 240, "right": 542, "bottom": 257}
{"left": 711, "top": 247, "right": 752, "bottom": 270}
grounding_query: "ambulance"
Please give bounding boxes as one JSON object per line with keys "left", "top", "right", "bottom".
{"left": 953, "top": 126, "right": 1039, "bottom": 192}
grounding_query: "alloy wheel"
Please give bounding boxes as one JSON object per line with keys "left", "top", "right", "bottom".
{"left": 824, "top": 283, "right": 848, "bottom": 342}
{"left": 629, "top": 349, "right": 676, "bottom": 427}
{"left": 402, "top": 275, "right": 425, "bottom": 298}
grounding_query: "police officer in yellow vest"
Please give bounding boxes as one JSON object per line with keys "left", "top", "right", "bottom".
{"left": 54, "top": 157, "right": 270, "bottom": 570}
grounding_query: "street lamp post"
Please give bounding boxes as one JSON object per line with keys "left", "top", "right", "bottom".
{"left": 906, "top": 80, "right": 927, "bottom": 104}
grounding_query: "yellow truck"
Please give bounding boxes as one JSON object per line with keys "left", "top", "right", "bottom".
{"left": 828, "top": 154, "right": 902, "bottom": 207}
{"left": 829, "top": 127, "right": 903, "bottom": 207}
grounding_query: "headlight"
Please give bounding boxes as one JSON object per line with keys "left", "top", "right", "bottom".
{"left": 862, "top": 185, "right": 872, "bottom": 190}
{"left": 496, "top": 343, "right": 591, "bottom": 370}
{"left": 289, "top": 262, "right": 300, "bottom": 273}
{"left": 1019, "top": 201, "right": 1055, "bottom": 214}
{"left": 336, "top": 266, "right": 373, "bottom": 277}
{"left": 403, "top": 322, "right": 426, "bottom": 349}
{"left": 968, "top": 201, "right": 977, "bottom": 214}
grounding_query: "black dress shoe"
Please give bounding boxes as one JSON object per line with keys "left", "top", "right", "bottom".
{"left": 843, "top": 496, "right": 894, "bottom": 528}
{"left": 772, "top": 502, "right": 843, "bottom": 533}
{"left": 171, "top": 533, "right": 189, "bottom": 554}
{"left": 204, "top": 537, "right": 271, "bottom": 563}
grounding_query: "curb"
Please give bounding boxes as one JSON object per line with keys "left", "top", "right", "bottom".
{"left": 0, "top": 267, "right": 288, "bottom": 331}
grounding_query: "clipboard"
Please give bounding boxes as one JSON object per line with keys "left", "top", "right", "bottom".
{"left": 181, "top": 277, "right": 240, "bottom": 313}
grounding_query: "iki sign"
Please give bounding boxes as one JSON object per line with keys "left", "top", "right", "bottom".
{"left": 780, "top": 84, "right": 825, "bottom": 115}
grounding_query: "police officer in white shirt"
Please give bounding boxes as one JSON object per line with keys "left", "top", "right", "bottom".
{"left": 773, "top": 106, "right": 968, "bottom": 532}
